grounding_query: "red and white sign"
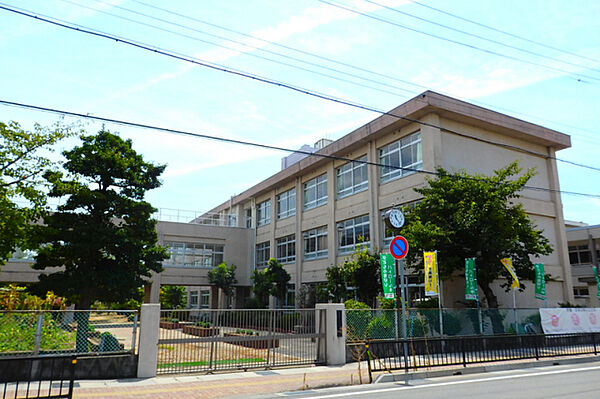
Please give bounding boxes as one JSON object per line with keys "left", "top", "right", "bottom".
{"left": 540, "top": 308, "right": 600, "bottom": 334}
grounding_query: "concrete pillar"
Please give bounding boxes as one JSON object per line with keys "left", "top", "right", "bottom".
{"left": 316, "top": 303, "right": 346, "bottom": 365}
{"left": 137, "top": 303, "right": 160, "bottom": 378}
{"left": 144, "top": 272, "right": 161, "bottom": 304}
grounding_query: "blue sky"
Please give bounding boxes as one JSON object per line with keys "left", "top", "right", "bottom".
{"left": 1, "top": 0, "right": 599, "bottom": 224}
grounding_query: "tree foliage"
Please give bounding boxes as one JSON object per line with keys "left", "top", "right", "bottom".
{"left": 208, "top": 262, "right": 238, "bottom": 297}
{"left": 160, "top": 286, "right": 186, "bottom": 309}
{"left": 251, "top": 258, "right": 291, "bottom": 308}
{"left": 402, "top": 162, "right": 553, "bottom": 312}
{"left": 29, "top": 130, "right": 168, "bottom": 308}
{"left": 0, "top": 120, "right": 76, "bottom": 266}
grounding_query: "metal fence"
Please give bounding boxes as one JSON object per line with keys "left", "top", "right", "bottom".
{"left": 0, "top": 355, "right": 76, "bottom": 399}
{"left": 366, "top": 332, "right": 600, "bottom": 372}
{"left": 346, "top": 308, "right": 544, "bottom": 341}
{"left": 0, "top": 310, "right": 138, "bottom": 357}
{"left": 157, "top": 309, "right": 325, "bottom": 374}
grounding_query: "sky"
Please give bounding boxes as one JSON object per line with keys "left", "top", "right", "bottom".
{"left": 1, "top": 0, "right": 599, "bottom": 224}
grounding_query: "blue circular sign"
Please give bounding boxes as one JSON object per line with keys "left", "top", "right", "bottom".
{"left": 389, "top": 236, "right": 409, "bottom": 260}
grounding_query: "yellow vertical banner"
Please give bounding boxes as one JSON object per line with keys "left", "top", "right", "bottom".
{"left": 424, "top": 251, "right": 438, "bottom": 296}
{"left": 500, "top": 258, "right": 520, "bottom": 290}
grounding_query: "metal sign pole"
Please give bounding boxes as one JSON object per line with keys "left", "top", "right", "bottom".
{"left": 513, "top": 289, "right": 518, "bottom": 334}
{"left": 397, "top": 259, "right": 409, "bottom": 372}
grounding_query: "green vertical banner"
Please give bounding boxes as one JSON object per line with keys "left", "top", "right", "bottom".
{"left": 593, "top": 266, "right": 600, "bottom": 300}
{"left": 380, "top": 253, "right": 396, "bottom": 299}
{"left": 465, "top": 258, "right": 478, "bottom": 301}
{"left": 534, "top": 263, "right": 546, "bottom": 300}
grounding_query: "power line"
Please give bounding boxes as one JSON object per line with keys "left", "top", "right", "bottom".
{"left": 108, "top": 0, "right": 600, "bottom": 143}
{"left": 1, "top": 98, "right": 598, "bottom": 200}
{"left": 319, "top": 0, "right": 600, "bottom": 83}
{"left": 413, "top": 0, "right": 600, "bottom": 65}
{"left": 1, "top": 3, "right": 599, "bottom": 173}
{"left": 362, "top": 0, "right": 600, "bottom": 75}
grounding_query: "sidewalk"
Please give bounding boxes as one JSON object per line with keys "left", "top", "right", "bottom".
{"left": 73, "top": 355, "right": 600, "bottom": 398}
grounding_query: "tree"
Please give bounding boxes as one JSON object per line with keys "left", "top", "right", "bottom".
{"left": 401, "top": 162, "right": 552, "bottom": 332}
{"left": 208, "top": 262, "right": 238, "bottom": 307}
{"left": 251, "top": 258, "right": 291, "bottom": 308}
{"left": 160, "top": 286, "right": 186, "bottom": 309}
{"left": 30, "top": 130, "right": 168, "bottom": 309}
{"left": 0, "top": 121, "right": 75, "bottom": 266}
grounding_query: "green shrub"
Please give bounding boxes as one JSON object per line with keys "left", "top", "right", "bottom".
{"left": 195, "top": 321, "right": 211, "bottom": 328}
{"left": 367, "top": 315, "right": 393, "bottom": 339}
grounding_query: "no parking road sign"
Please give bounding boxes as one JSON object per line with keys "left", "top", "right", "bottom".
{"left": 389, "top": 236, "right": 409, "bottom": 260}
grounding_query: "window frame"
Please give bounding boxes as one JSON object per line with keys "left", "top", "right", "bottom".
{"left": 277, "top": 188, "right": 296, "bottom": 220}
{"left": 379, "top": 131, "right": 422, "bottom": 183}
{"left": 336, "top": 155, "right": 368, "bottom": 199}
{"left": 256, "top": 241, "right": 271, "bottom": 268}
{"left": 163, "top": 241, "right": 224, "bottom": 268}
{"left": 337, "top": 215, "right": 370, "bottom": 254}
{"left": 257, "top": 199, "right": 271, "bottom": 227}
{"left": 303, "top": 226, "right": 328, "bottom": 260}
{"left": 276, "top": 234, "right": 296, "bottom": 264}
{"left": 303, "top": 174, "right": 328, "bottom": 210}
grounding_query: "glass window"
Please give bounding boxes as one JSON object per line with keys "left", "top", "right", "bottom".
{"left": 337, "top": 215, "right": 370, "bottom": 254}
{"left": 276, "top": 234, "right": 296, "bottom": 264}
{"left": 568, "top": 245, "right": 592, "bottom": 265}
{"left": 200, "top": 290, "right": 210, "bottom": 308}
{"left": 246, "top": 208, "right": 252, "bottom": 228}
{"left": 284, "top": 284, "right": 295, "bottom": 308}
{"left": 257, "top": 200, "right": 271, "bottom": 227}
{"left": 277, "top": 188, "right": 296, "bottom": 219}
{"left": 164, "top": 241, "right": 224, "bottom": 268}
{"left": 256, "top": 241, "right": 271, "bottom": 268}
{"left": 380, "top": 132, "right": 422, "bottom": 183}
{"left": 303, "top": 226, "right": 328, "bottom": 260}
{"left": 189, "top": 291, "right": 199, "bottom": 308}
{"left": 574, "top": 287, "right": 590, "bottom": 297}
{"left": 336, "top": 156, "right": 368, "bottom": 198}
{"left": 304, "top": 174, "right": 328, "bottom": 210}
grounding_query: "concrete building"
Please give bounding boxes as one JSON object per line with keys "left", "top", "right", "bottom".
{"left": 566, "top": 223, "right": 600, "bottom": 307}
{"left": 1, "top": 91, "right": 577, "bottom": 309}
{"left": 205, "top": 91, "right": 575, "bottom": 308}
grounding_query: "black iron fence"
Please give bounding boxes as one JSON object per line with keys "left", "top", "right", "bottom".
{"left": 366, "top": 333, "right": 599, "bottom": 372}
{"left": 0, "top": 355, "right": 76, "bottom": 399}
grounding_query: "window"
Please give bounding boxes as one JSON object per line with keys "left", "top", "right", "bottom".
{"left": 304, "top": 174, "right": 328, "bottom": 210}
{"left": 277, "top": 188, "right": 296, "bottom": 219}
{"left": 284, "top": 284, "right": 295, "bottom": 308}
{"left": 189, "top": 291, "right": 199, "bottom": 308}
{"left": 568, "top": 245, "right": 592, "bottom": 265}
{"left": 574, "top": 287, "right": 590, "bottom": 298}
{"left": 337, "top": 156, "right": 368, "bottom": 198}
{"left": 200, "top": 290, "right": 210, "bottom": 308}
{"left": 303, "top": 226, "right": 328, "bottom": 260}
{"left": 380, "top": 131, "right": 422, "bottom": 183}
{"left": 276, "top": 234, "right": 296, "bottom": 264}
{"left": 256, "top": 241, "right": 271, "bottom": 268}
{"left": 337, "top": 215, "right": 370, "bottom": 253}
{"left": 164, "top": 242, "right": 224, "bottom": 268}
{"left": 257, "top": 200, "right": 271, "bottom": 227}
{"left": 246, "top": 208, "right": 252, "bottom": 228}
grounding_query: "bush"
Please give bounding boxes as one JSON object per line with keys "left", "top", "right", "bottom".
{"left": 0, "top": 313, "right": 75, "bottom": 353}
{"left": 195, "top": 321, "right": 211, "bottom": 328}
{"left": 367, "top": 315, "right": 393, "bottom": 339}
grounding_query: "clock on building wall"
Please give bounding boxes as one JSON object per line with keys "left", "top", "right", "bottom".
{"left": 384, "top": 208, "right": 405, "bottom": 230}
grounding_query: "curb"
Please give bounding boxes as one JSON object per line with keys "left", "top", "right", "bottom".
{"left": 374, "top": 355, "right": 600, "bottom": 383}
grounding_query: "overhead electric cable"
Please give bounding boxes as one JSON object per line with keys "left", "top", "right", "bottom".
{"left": 413, "top": 0, "right": 600, "bottom": 65}
{"left": 0, "top": 3, "right": 598, "bottom": 172}
{"left": 319, "top": 0, "right": 600, "bottom": 83}
{"left": 362, "top": 0, "right": 600, "bottom": 74}
{"left": 1, "top": 99, "right": 598, "bottom": 200}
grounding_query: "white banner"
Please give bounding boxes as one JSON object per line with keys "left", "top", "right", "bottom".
{"left": 539, "top": 308, "right": 600, "bottom": 334}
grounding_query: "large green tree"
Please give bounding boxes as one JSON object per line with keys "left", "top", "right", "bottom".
{"left": 30, "top": 130, "right": 168, "bottom": 309}
{"left": 0, "top": 121, "right": 74, "bottom": 266}
{"left": 208, "top": 262, "right": 238, "bottom": 304}
{"left": 402, "top": 162, "right": 552, "bottom": 330}
{"left": 251, "top": 258, "right": 291, "bottom": 308}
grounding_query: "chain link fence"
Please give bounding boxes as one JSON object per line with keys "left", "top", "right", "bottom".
{"left": 346, "top": 308, "right": 543, "bottom": 341}
{"left": 0, "top": 310, "right": 138, "bottom": 357}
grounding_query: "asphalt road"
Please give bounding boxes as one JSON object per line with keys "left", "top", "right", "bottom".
{"left": 258, "top": 361, "right": 600, "bottom": 399}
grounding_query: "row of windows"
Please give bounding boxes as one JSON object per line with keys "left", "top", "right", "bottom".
{"left": 252, "top": 132, "right": 422, "bottom": 226}
{"left": 164, "top": 241, "right": 224, "bottom": 268}
{"left": 568, "top": 244, "right": 600, "bottom": 265}
{"left": 189, "top": 290, "right": 211, "bottom": 308}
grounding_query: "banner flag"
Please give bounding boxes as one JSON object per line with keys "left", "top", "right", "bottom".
{"left": 465, "top": 258, "right": 478, "bottom": 301}
{"left": 380, "top": 253, "right": 396, "bottom": 299}
{"left": 593, "top": 266, "right": 600, "bottom": 300}
{"left": 534, "top": 263, "right": 546, "bottom": 300}
{"left": 500, "top": 258, "right": 520, "bottom": 290}
{"left": 424, "top": 251, "right": 438, "bottom": 296}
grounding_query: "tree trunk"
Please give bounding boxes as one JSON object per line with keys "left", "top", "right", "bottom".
{"left": 480, "top": 283, "right": 505, "bottom": 334}
{"left": 75, "top": 296, "right": 91, "bottom": 353}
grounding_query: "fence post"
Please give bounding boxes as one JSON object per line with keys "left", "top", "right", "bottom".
{"left": 593, "top": 333, "right": 597, "bottom": 356}
{"left": 315, "top": 303, "right": 346, "bottom": 365}
{"left": 461, "top": 336, "right": 467, "bottom": 367}
{"left": 534, "top": 334, "right": 539, "bottom": 360}
{"left": 137, "top": 304, "right": 160, "bottom": 378}
{"left": 33, "top": 313, "right": 43, "bottom": 355}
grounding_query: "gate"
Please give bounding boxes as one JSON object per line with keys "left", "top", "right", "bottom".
{"left": 157, "top": 309, "right": 326, "bottom": 374}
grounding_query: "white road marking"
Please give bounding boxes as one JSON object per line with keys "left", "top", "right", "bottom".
{"left": 295, "top": 364, "right": 600, "bottom": 399}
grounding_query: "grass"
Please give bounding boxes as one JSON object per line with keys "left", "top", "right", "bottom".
{"left": 157, "top": 358, "right": 266, "bottom": 369}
